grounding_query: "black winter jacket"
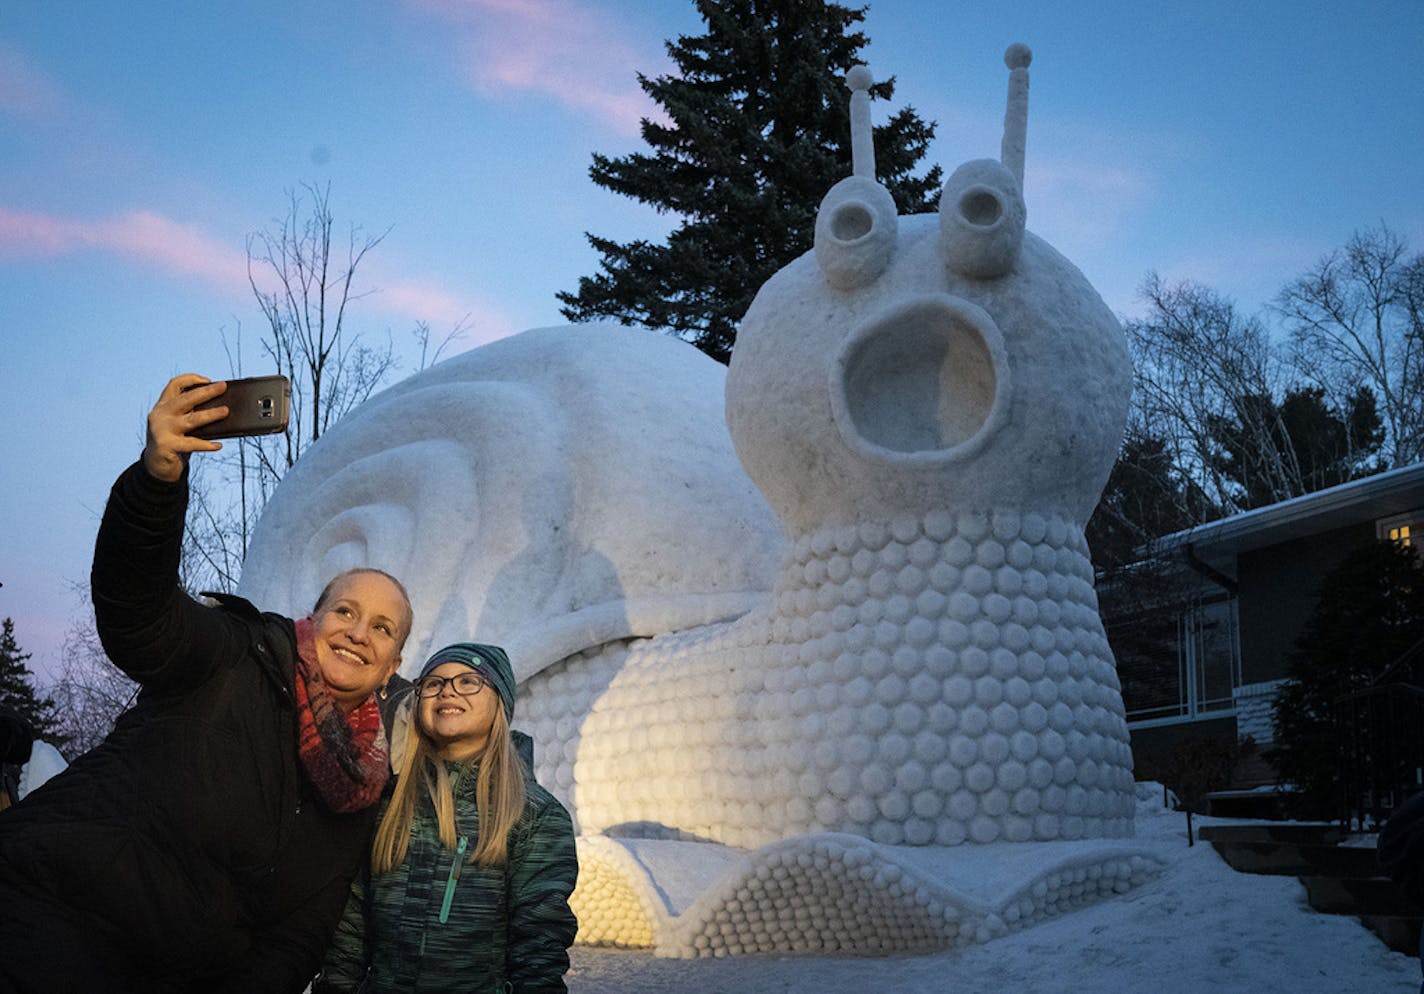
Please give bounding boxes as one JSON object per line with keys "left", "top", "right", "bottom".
{"left": 0, "top": 461, "right": 379, "bottom": 993}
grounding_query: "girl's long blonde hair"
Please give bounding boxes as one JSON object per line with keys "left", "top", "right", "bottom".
{"left": 371, "top": 696, "right": 527, "bottom": 874}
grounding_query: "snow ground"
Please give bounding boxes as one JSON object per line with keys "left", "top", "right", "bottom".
{"left": 564, "top": 799, "right": 1419, "bottom": 994}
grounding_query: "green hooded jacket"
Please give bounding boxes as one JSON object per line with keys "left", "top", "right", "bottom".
{"left": 318, "top": 753, "right": 578, "bottom": 993}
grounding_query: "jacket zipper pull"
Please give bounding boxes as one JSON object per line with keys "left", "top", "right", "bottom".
{"left": 439, "top": 835, "right": 469, "bottom": 924}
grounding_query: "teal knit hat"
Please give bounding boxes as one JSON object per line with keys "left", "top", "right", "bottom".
{"left": 418, "top": 643, "right": 515, "bottom": 720}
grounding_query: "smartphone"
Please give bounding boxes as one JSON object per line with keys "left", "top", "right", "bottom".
{"left": 189, "top": 375, "right": 292, "bottom": 439}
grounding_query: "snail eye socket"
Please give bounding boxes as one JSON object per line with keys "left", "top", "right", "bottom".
{"left": 959, "top": 189, "right": 1003, "bottom": 227}
{"left": 939, "top": 159, "right": 1025, "bottom": 280}
{"left": 829, "top": 202, "right": 874, "bottom": 242}
{"left": 814, "top": 176, "right": 899, "bottom": 291}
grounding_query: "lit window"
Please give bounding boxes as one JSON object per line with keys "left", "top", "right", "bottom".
{"left": 1380, "top": 511, "right": 1423, "bottom": 557}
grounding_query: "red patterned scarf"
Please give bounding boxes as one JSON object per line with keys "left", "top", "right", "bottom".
{"left": 292, "top": 618, "right": 390, "bottom": 813}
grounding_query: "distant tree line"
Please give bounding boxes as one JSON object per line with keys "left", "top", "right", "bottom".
{"left": 1, "top": 618, "right": 61, "bottom": 749}
{"left": 1088, "top": 223, "right": 1421, "bottom": 570}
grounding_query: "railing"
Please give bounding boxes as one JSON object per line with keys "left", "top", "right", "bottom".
{"left": 1336, "top": 638, "right": 1424, "bottom": 829}
{"left": 1374, "top": 635, "right": 1424, "bottom": 687}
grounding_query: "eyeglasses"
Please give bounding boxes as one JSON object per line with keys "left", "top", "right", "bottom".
{"left": 416, "top": 673, "right": 489, "bottom": 698}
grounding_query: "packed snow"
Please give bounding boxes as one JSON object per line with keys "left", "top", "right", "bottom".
{"left": 563, "top": 790, "right": 1418, "bottom": 993}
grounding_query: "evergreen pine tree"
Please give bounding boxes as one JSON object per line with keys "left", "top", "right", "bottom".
{"left": 1271, "top": 542, "right": 1424, "bottom": 815}
{"left": 0, "top": 617, "right": 63, "bottom": 744}
{"left": 558, "top": 0, "right": 941, "bottom": 363}
{"left": 1203, "top": 386, "right": 1385, "bottom": 510}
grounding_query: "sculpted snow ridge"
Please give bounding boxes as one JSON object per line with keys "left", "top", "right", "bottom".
{"left": 241, "top": 324, "right": 784, "bottom": 681}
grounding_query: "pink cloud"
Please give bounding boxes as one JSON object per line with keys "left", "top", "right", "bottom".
{"left": 0, "top": 206, "right": 250, "bottom": 296}
{"left": 408, "top": 0, "right": 665, "bottom": 135}
{"left": 376, "top": 279, "right": 472, "bottom": 325}
{"left": 367, "top": 270, "right": 524, "bottom": 346}
{"left": 98, "top": 211, "right": 251, "bottom": 292}
{"left": 0, "top": 207, "right": 76, "bottom": 256}
{"left": 0, "top": 206, "right": 519, "bottom": 345}
{"left": 245, "top": 242, "right": 524, "bottom": 345}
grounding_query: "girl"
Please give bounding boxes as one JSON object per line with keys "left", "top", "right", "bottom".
{"left": 317, "top": 643, "right": 578, "bottom": 993}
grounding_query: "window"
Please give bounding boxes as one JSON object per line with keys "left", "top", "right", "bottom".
{"left": 1380, "top": 509, "right": 1424, "bottom": 559}
{"left": 1109, "top": 594, "right": 1242, "bottom": 727}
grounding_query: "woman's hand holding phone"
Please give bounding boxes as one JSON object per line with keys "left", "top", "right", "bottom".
{"left": 141, "top": 375, "right": 229, "bottom": 483}
{"left": 142, "top": 374, "right": 292, "bottom": 482}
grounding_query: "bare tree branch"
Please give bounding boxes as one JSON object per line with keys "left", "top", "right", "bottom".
{"left": 1274, "top": 223, "right": 1424, "bottom": 466}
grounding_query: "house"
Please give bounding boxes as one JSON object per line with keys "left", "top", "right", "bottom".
{"left": 1102, "top": 461, "right": 1424, "bottom": 777}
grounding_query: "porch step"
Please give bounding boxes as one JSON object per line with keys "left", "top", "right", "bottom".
{"left": 1228, "top": 752, "right": 1279, "bottom": 791}
{"left": 1201, "top": 788, "right": 1300, "bottom": 820}
{"left": 1361, "top": 914, "right": 1424, "bottom": 956}
{"left": 1211, "top": 841, "right": 1381, "bottom": 877}
{"left": 1197, "top": 823, "right": 1344, "bottom": 846}
{"left": 1302, "top": 874, "right": 1422, "bottom": 919}
{"left": 1202, "top": 821, "right": 1422, "bottom": 956}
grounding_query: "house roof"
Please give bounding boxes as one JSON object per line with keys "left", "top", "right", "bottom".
{"left": 1145, "top": 461, "right": 1424, "bottom": 574}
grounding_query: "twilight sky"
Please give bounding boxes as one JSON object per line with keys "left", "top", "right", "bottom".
{"left": 3, "top": 0, "right": 1422, "bottom": 680}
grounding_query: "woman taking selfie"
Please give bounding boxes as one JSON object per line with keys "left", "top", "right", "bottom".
{"left": 317, "top": 643, "right": 579, "bottom": 993}
{"left": 0, "top": 375, "right": 411, "bottom": 994}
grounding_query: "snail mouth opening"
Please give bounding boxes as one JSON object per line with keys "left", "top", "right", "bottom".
{"left": 830, "top": 296, "right": 1008, "bottom": 463}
